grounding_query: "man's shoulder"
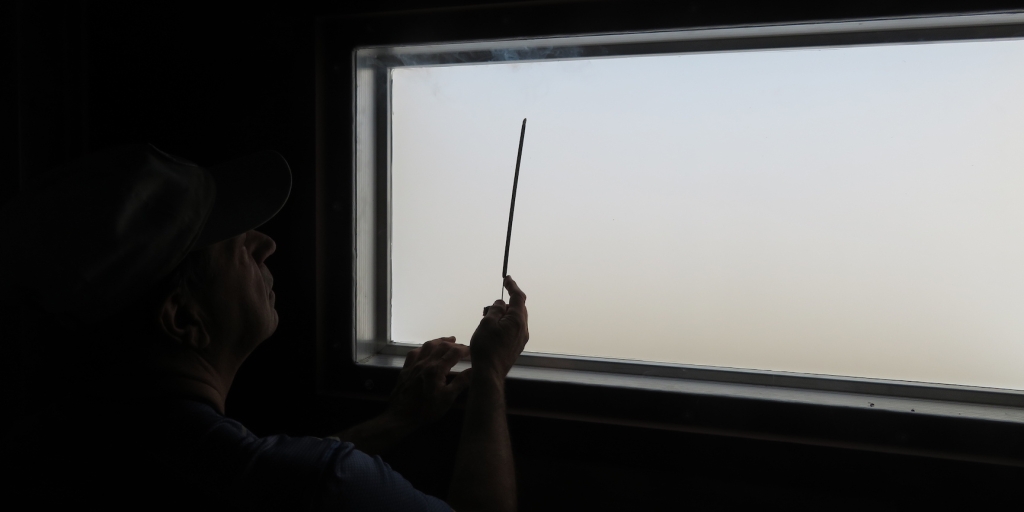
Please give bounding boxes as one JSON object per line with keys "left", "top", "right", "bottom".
{"left": 136, "top": 397, "right": 348, "bottom": 508}
{"left": 144, "top": 397, "right": 341, "bottom": 469}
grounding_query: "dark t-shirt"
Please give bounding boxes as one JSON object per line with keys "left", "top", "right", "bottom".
{"left": 137, "top": 398, "right": 452, "bottom": 511}
{"left": 1, "top": 312, "right": 448, "bottom": 510}
{"left": 10, "top": 396, "right": 451, "bottom": 510}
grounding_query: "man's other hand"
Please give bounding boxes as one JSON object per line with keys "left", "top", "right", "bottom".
{"left": 470, "top": 276, "right": 529, "bottom": 378}
{"left": 387, "top": 337, "right": 472, "bottom": 428}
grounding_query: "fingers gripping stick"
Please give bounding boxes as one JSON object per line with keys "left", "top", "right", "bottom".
{"left": 482, "top": 275, "right": 525, "bottom": 318}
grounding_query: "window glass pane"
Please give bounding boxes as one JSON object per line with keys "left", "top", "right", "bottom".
{"left": 390, "top": 38, "right": 1024, "bottom": 390}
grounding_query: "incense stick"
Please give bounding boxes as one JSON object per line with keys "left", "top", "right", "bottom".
{"left": 502, "top": 118, "right": 527, "bottom": 301}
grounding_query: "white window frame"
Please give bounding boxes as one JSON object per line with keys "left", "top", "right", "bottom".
{"left": 351, "top": 11, "right": 1024, "bottom": 424}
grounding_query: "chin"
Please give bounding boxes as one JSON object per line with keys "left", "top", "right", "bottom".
{"left": 267, "top": 310, "right": 280, "bottom": 335}
{"left": 252, "top": 311, "right": 280, "bottom": 346}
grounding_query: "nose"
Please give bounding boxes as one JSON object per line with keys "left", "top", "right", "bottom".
{"left": 249, "top": 230, "right": 277, "bottom": 264}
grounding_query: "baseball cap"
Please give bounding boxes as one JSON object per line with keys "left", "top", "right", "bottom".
{"left": 0, "top": 144, "right": 292, "bottom": 323}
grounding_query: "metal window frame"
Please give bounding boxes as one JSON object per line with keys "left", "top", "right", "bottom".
{"left": 347, "top": 11, "right": 1024, "bottom": 427}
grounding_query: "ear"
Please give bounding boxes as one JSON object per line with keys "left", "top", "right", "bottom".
{"left": 157, "top": 290, "right": 212, "bottom": 351}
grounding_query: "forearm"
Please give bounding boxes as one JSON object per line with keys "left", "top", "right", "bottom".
{"left": 332, "top": 412, "right": 416, "bottom": 456}
{"left": 448, "top": 369, "right": 516, "bottom": 512}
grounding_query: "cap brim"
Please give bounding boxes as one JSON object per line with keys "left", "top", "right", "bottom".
{"left": 193, "top": 150, "right": 292, "bottom": 248}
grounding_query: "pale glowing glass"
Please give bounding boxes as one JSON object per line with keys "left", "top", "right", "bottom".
{"left": 390, "top": 38, "right": 1024, "bottom": 390}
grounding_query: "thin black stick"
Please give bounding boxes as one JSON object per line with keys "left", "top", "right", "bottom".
{"left": 502, "top": 118, "right": 527, "bottom": 300}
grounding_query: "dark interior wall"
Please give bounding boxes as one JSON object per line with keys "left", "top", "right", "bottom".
{"left": 8, "top": 1, "right": 1024, "bottom": 509}
{"left": 1, "top": 2, "right": 16, "bottom": 207}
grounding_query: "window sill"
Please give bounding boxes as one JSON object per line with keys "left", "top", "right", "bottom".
{"left": 365, "top": 352, "right": 1024, "bottom": 425}
{"left": 356, "top": 347, "right": 1024, "bottom": 467}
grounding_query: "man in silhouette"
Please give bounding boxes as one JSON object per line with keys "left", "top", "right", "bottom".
{"left": 1, "top": 145, "right": 528, "bottom": 511}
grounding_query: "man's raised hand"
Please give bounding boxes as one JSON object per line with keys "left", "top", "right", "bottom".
{"left": 470, "top": 275, "right": 529, "bottom": 378}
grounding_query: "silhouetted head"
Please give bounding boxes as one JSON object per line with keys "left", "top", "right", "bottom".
{"left": 1, "top": 144, "right": 292, "bottom": 507}
{"left": 148, "top": 229, "right": 279, "bottom": 377}
{"left": 0, "top": 144, "right": 291, "bottom": 404}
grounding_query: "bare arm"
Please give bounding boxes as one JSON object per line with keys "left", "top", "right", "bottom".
{"left": 332, "top": 412, "right": 416, "bottom": 456}
{"left": 335, "top": 337, "right": 472, "bottom": 456}
{"left": 448, "top": 276, "right": 529, "bottom": 512}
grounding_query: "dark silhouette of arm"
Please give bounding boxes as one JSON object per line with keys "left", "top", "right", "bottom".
{"left": 448, "top": 276, "right": 529, "bottom": 512}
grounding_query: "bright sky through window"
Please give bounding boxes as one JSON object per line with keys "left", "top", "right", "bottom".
{"left": 390, "top": 38, "right": 1024, "bottom": 390}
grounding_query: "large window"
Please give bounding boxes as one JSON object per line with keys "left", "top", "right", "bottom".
{"left": 350, "top": 12, "right": 1024, "bottom": 414}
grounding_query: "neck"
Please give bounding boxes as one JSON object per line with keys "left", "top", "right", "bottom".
{"left": 149, "top": 347, "right": 239, "bottom": 415}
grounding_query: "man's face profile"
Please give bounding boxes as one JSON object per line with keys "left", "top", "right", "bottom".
{"left": 158, "top": 229, "right": 279, "bottom": 358}
{"left": 203, "top": 230, "right": 279, "bottom": 349}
